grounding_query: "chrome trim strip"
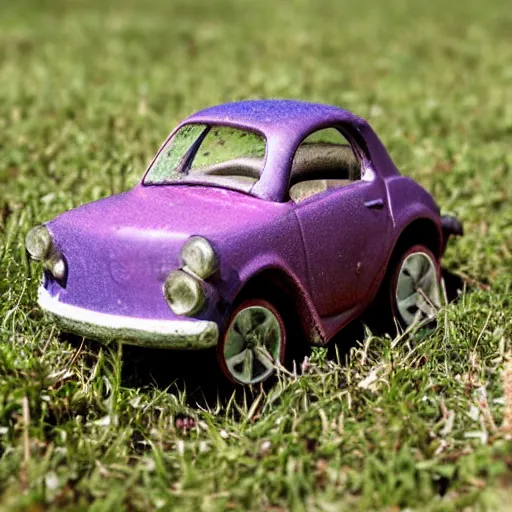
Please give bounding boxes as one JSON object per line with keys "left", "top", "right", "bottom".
{"left": 37, "top": 287, "right": 218, "bottom": 349}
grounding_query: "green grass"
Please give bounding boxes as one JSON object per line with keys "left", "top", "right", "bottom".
{"left": 1, "top": 0, "right": 512, "bottom": 510}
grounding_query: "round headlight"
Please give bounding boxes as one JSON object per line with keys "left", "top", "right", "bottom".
{"left": 164, "top": 270, "right": 205, "bottom": 316}
{"left": 47, "top": 254, "right": 67, "bottom": 280}
{"left": 181, "top": 236, "right": 217, "bottom": 279}
{"left": 25, "top": 225, "right": 52, "bottom": 261}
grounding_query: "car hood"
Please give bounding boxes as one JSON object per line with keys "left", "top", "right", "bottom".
{"left": 48, "top": 185, "right": 279, "bottom": 241}
{"left": 45, "top": 185, "right": 285, "bottom": 318}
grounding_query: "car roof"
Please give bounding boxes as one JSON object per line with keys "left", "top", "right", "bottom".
{"left": 183, "top": 99, "right": 366, "bottom": 136}
{"left": 162, "top": 100, "right": 398, "bottom": 202}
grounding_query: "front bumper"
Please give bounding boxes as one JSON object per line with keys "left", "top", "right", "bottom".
{"left": 38, "top": 287, "right": 219, "bottom": 349}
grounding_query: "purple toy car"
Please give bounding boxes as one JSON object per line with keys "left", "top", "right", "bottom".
{"left": 26, "top": 100, "right": 462, "bottom": 385}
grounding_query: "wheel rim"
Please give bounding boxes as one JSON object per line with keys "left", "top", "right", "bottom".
{"left": 395, "top": 251, "right": 441, "bottom": 326}
{"left": 223, "top": 304, "right": 283, "bottom": 385}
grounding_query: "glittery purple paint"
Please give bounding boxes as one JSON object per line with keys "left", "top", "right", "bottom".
{"left": 35, "top": 100, "right": 456, "bottom": 350}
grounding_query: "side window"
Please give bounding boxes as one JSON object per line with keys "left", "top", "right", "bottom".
{"left": 289, "top": 127, "right": 362, "bottom": 203}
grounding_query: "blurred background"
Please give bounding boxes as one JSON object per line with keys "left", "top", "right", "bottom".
{"left": 1, "top": 0, "right": 511, "bottom": 283}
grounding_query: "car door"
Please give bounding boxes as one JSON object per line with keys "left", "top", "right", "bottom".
{"left": 290, "top": 128, "right": 391, "bottom": 317}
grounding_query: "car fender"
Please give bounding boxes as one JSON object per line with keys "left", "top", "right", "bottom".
{"left": 385, "top": 176, "right": 444, "bottom": 257}
{"left": 225, "top": 253, "right": 326, "bottom": 344}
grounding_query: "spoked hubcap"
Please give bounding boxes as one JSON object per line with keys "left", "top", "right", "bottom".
{"left": 222, "top": 302, "right": 284, "bottom": 385}
{"left": 395, "top": 250, "right": 441, "bottom": 326}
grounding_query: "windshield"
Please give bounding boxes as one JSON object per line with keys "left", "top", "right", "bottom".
{"left": 144, "top": 124, "right": 267, "bottom": 193}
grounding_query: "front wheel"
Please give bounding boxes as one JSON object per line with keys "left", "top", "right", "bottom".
{"left": 218, "top": 299, "right": 286, "bottom": 385}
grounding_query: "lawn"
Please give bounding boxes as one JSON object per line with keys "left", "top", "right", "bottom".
{"left": 1, "top": 0, "right": 511, "bottom": 510}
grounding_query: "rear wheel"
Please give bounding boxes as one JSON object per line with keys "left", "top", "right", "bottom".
{"left": 366, "top": 244, "right": 442, "bottom": 333}
{"left": 218, "top": 299, "right": 286, "bottom": 385}
{"left": 392, "top": 245, "right": 441, "bottom": 327}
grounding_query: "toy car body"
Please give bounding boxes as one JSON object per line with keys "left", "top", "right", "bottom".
{"left": 27, "top": 100, "right": 462, "bottom": 385}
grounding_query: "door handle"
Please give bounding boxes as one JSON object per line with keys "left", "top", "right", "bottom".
{"left": 364, "top": 198, "right": 385, "bottom": 209}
